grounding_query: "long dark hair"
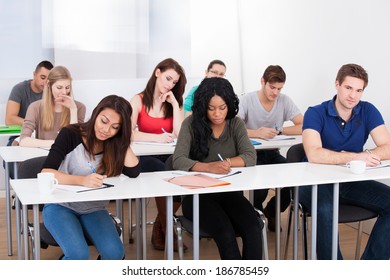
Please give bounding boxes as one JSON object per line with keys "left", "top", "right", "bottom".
{"left": 190, "top": 77, "right": 239, "bottom": 160}
{"left": 141, "top": 58, "right": 186, "bottom": 118}
{"left": 69, "top": 95, "right": 133, "bottom": 177}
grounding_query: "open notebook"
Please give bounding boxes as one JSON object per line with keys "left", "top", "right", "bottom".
{"left": 164, "top": 173, "right": 230, "bottom": 189}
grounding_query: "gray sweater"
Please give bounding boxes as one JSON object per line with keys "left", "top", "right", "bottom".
{"left": 172, "top": 116, "right": 256, "bottom": 171}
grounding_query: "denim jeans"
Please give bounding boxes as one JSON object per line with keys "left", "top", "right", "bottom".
{"left": 299, "top": 180, "right": 390, "bottom": 260}
{"left": 43, "top": 204, "right": 124, "bottom": 260}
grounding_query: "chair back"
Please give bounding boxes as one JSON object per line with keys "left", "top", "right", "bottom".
{"left": 18, "top": 156, "right": 48, "bottom": 179}
{"left": 286, "top": 143, "right": 305, "bottom": 163}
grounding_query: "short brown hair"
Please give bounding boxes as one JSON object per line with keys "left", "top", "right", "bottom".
{"left": 336, "top": 64, "right": 368, "bottom": 89}
{"left": 262, "top": 65, "right": 286, "bottom": 84}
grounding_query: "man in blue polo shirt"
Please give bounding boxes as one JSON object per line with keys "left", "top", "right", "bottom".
{"left": 300, "top": 63, "right": 390, "bottom": 259}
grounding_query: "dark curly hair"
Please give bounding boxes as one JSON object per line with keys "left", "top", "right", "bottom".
{"left": 190, "top": 77, "right": 239, "bottom": 160}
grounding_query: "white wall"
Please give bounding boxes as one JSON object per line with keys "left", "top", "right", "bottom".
{"left": 239, "top": 0, "right": 390, "bottom": 129}
{"left": 2, "top": 0, "right": 390, "bottom": 191}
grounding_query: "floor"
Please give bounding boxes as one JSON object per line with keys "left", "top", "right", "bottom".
{"left": 0, "top": 190, "right": 370, "bottom": 260}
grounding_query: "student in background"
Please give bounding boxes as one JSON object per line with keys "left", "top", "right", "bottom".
{"left": 238, "top": 65, "right": 303, "bottom": 231}
{"left": 300, "top": 63, "right": 390, "bottom": 259}
{"left": 184, "top": 59, "right": 226, "bottom": 117}
{"left": 17, "top": 65, "right": 86, "bottom": 148}
{"left": 5, "top": 60, "right": 54, "bottom": 143}
{"left": 42, "top": 95, "right": 140, "bottom": 260}
{"left": 129, "top": 58, "right": 187, "bottom": 251}
{"left": 173, "top": 77, "right": 263, "bottom": 259}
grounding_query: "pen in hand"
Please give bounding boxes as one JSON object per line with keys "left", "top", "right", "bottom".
{"left": 161, "top": 128, "right": 167, "bottom": 134}
{"left": 365, "top": 149, "right": 381, "bottom": 165}
{"left": 217, "top": 153, "right": 224, "bottom": 162}
{"left": 88, "top": 161, "right": 97, "bottom": 173}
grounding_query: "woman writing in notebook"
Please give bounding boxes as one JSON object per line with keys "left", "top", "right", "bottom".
{"left": 17, "top": 65, "right": 86, "bottom": 148}
{"left": 42, "top": 95, "right": 140, "bottom": 259}
{"left": 129, "top": 58, "right": 187, "bottom": 251}
{"left": 172, "top": 77, "right": 263, "bottom": 259}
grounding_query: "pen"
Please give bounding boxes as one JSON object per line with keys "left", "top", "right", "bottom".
{"left": 161, "top": 128, "right": 167, "bottom": 134}
{"left": 217, "top": 153, "right": 224, "bottom": 162}
{"left": 218, "top": 170, "right": 242, "bottom": 178}
{"left": 365, "top": 149, "right": 381, "bottom": 165}
{"left": 275, "top": 124, "right": 282, "bottom": 134}
{"left": 88, "top": 161, "right": 97, "bottom": 173}
{"left": 77, "top": 183, "right": 114, "bottom": 193}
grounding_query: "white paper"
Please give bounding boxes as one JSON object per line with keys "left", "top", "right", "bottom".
{"left": 56, "top": 183, "right": 114, "bottom": 193}
{"left": 261, "top": 135, "right": 296, "bottom": 141}
{"left": 170, "top": 169, "right": 241, "bottom": 179}
{"left": 133, "top": 139, "right": 177, "bottom": 146}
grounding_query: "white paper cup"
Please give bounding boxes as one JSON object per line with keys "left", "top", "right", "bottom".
{"left": 346, "top": 160, "right": 366, "bottom": 174}
{"left": 38, "top": 172, "right": 58, "bottom": 195}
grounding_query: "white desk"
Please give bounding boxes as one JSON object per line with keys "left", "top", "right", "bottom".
{"left": 131, "top": 136, "right": 302, "bottom": 155}
{"left": 3, "top": 136, "right": 302, "bottom": 259}
{"left": 130, "top": 136, "right": 302, "bottom": 258}
{"left": 11, "top": 160, "right": 390, "bottom": 260}
{"left": 0, "top": 146, "right": 49, "bottom": 257}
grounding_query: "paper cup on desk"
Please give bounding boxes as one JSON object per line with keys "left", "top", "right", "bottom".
{"left": 38, "top": 172, "right": 58, "bottom": 195}
{"left": 346, "top": 160, "right": 366, "bottom": 174}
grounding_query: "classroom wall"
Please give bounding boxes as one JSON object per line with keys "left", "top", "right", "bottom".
{"left": 1, "top": 0, "right": 390, "bottom": 193}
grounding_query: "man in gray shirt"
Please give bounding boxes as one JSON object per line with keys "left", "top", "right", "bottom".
{"left": 3, "top": 60, "right": 53, "bottom": 178}
{"left": 5, "top": 60, "right": 53, "bottom": 145}
{"left": 238, "top": 65, "right": 303, "bottom": 231}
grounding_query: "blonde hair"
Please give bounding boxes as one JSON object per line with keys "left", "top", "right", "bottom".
{"left": 41, "top": 66, "right": 73, "bottom": 131}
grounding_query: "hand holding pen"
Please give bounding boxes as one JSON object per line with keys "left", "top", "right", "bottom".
{"left": 85, "top": 161, "right": 107, "bottom": 188}
{"left": 364, "top": 149, "right": 382, "bottom": 167}
{"left": 160, "top": 128, "right": 174, "bottom": 143}
{"left": 217, "top": 153, "right": 231, "bottom": 173}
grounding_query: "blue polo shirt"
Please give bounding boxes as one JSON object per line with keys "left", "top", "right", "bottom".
{"left": 303, "top": 95, "right": 384, "bottom": 153}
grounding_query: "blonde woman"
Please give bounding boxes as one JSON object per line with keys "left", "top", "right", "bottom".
{"left": 17, "top": 66, "right": 86, "bottom": 148}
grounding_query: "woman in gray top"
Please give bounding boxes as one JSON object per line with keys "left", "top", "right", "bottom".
{"left": 173, "top": 77, "right": 263, "bottom": 259}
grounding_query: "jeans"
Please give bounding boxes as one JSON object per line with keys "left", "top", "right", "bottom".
{"left": 43, "top": 204, "right": 124, "bottom": 260}
{"left": 182, "top": 191, "right": 263, "bottom": 260}
{"left": 299, "top": 180, "right": 390, "bottom": 260}
{"left": 254, "top": 149, "right": 291, "bottom": 215}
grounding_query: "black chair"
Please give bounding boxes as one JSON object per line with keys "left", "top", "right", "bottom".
{"left": 283, "top": 143, "right": 378, "bottom": 259}
{"left": 166, "top": 155, "right": 269, "bottom": 260}
{"left": 17, "top": 156, "right": 123, "bottom": 259}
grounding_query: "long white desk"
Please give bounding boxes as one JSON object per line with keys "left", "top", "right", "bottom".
{"left": 130, "top": 136, "right": 302, "bottom": 155}
{"left": 130, "top": 136, "right": 302, "bottom": 258}
{"left": 11, "top": 160, "right": 390, "bottom": 260}
{"left": 2, "top": 136, "right": 301, "bottom": 258}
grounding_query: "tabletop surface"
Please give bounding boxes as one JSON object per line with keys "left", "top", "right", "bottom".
{"left": 11, "top": 159, "right": 390, "bottom": 206}
{"left": 1, "top": 136, "right": 302, "bottom": 162}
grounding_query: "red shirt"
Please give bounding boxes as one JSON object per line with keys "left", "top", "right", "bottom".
{"left": 136, "top": 94, "right": 173, "bottom": 133}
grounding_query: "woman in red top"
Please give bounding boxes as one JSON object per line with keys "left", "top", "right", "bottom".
{"left": 130, "top": 58, "right": 187, "bottom": 251}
